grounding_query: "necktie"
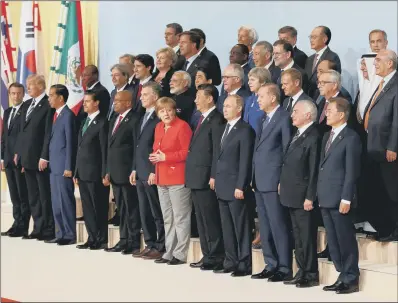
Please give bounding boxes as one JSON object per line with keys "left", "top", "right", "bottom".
{"left": 137, "top": 84, "right": 143, "bottom": 100}
{"left": 286, "top": 97, "right": 294, "bottom": 112}
{"left": 112, "top": 115, "right": 124, "bottom": 135}
{"left": 26, "top": 99, "right": 36, "bottom": 120}
{"left": 183, "top": 60, "right": 189, "bottom": 71}
{"left": 194, "top": 115, "right": 204, "bottom": 134}
{"left": 140, "top": 111, "right": 150, "bottom": 132}
{"left": 107, "top": 103, "right": 114, "bottom": 121}
{"left": 290, "top": 130, "right": 300, "bottom": 145}
{"left": 8, "top": 108, "right": 16, "bottom": 127}
{"left": 364, "top": 79, "right": 385, "bottom": 130}
{"left": 220, "top": 123, "right": 231, "bottom": 148}
{"left": 262, "top": 115, "right": 270, "bottom": 130}
{"left": 312, "top": 54, "right": 319, "bottom": 73}
{"left": 82, "top": 117, "right": 91, "bottom": 135}
{"left": 53, "top": 112, "right": 58, "bottom": 123}
{"left": 319, "top": 101, "right": 329, "bottom": 123}
{"left": 325, "top": 130, "right": 335, "bottom": 154}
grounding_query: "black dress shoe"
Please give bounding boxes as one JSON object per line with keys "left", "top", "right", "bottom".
{"left": 39, "top": 235, "right": 56, "bottom": 241}
{"left": 296, "top": 278, "right": 320, "bottom": 288}
{"left": 167, "top": 257, "right": 185, "bottom": 265}
{"left": 213, "top": 268, "right": 233, "bottom": 274}
{"left": 121, "top": 247, "right": 134, "bottom": 255}
{"left": 323, "top": 280, "right": 343, "bottom": 291}
{"left": 154, "top": 258, "right": 169, "bottom": 264}
{"left": 335, "top": 283, "right": 359, "bottom": 294}
{"left": 44, "top": 238, "right": 60, "bottom": 244}
{"left": 108, "top": 215, "right": 120, "bottom": 226}
{"left": 283, "top": 275, "right": 303, "bottom": 285}
{"left": 76, "top": 242, "right": 91, "bottom": 249}
{"left": 76, "top": 216, "right": 84, "bottom": 221}
{"left": 89, "top": 243, "right": 108, "bottom": 250}
{"left": 190, "top": 260, "right": 203, "bottom": 268}
{"left": 251, "top": 269, "right": 275, "bottom": 279}
{"left": 22, "top": 233, "right": 40, "bottom": 240}
{"left": 268, "top": 271, "right": 293, "bottom": 282}
{"left": 378, "top": 231, "right": 398, "bottom": 242}
{"left": 104, "top": 243, "right": 125, "bottom": 252}
{"left": 8, "top": 230, "right": 27, "bottom": 238}
{"left": 317, "top": 247, "right": 330, "bottom": 259}
{"left": 200, "top": 263, "right": 217, "bottom": 271}
{"left": 58, "top": 239, "right": 76, "bottom": 246}
{"left": 231, "top": 270, "right": 250, "bottom": 277}
{"left": 1, "top": 228, "right": 15, "bottom": 236}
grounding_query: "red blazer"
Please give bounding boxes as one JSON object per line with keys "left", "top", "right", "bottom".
{"left": 153, "top": 117, "right": 192, "bottom": 186}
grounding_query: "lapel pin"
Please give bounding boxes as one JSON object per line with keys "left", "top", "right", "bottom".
{"left": 39, "top": 104, "right": 42, "bottom": 107}
{"left": 125, "top": 118, "right": 129, "bottom": 122}
{"left": 303, "top": 134, "right": 306, "bottom": 138}
{"left": 93, "top": 121, "right": 97, "bottom": 125}
{"left": 339, "top": 135, "right": 342, "bottom": 139}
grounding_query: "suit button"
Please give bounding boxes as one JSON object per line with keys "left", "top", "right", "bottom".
{"left": 136, "top": 145, "right": 139, "bottom": 148}
{"left": 320, "top": 167, "right": 324, "bottom": 171}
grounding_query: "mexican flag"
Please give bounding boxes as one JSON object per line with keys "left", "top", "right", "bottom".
{"left": 58, "top": 1, "right": 85, "bottom": 115}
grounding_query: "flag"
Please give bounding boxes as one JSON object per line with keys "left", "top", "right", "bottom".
{"left": 58, "top": 1, "right": 85, "bottom": 115}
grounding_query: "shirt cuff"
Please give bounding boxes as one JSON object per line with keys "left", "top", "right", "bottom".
{"left": 39, "top": 158, "right": 49, "bottom": 162}
{"left": 341, "top": 199, "right": 351, "bottom": 205}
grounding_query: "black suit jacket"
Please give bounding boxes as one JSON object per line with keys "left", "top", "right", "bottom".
{"left": 268, "top": 61, "right": 281, "bottom": 84}
{"left": 216, "top": 87, "right": 250, "bottom": 114}
{"left": 172, "top": 90, "right": 196, "bottom": 124}
{"left": 185, "top": 109, "right": 225, "bottom": 189}
{"left": 74, "top": 114, "right": 108, "bottom": 182}
{"left": 108, "top": 84, "right": 137, "bottom": 120}
{"left": 197, "top": 47, "right": 222, "bottom": 86}
{"left": 173, "top": 48, "right": 186, "bottom": 71}
{"left": 282, "top": 91, "right": 313, "bottom": 112}
{"left": 279, "top": 124, "right": 321, "bottom": 208}
{"left": 1, "top": 104, "right": 26, "bottom": 168}
{"left": 366, "top": 72, "right": 398, "bottom": 162}
{"left": 293, "top": 46, "right": 308, "bottom": 70}
{"left": 213, "top": 119, "right": 255, "bottom": 201}
{"left": 15, "top": 96, "right": 53, "bottom": 169}
{"left": 317, "top": 126, "right": 361, "bottom": 208}
{"left": 312, "top": 86, "right": 352, "bottom": 104}
{"left": 305, "top": 47, "right": 342, "bottom": 98}
{"left": 278, "top": 63, "right": 309, "bottom": 101}
{"left": 132, "top": 111, "right": 160, "bottom": 181}
{"left": 107, "top": 109, "right": 140, "bottom": 184}
{"left": 152, "top": 68, "right": 174, "bottom": 97}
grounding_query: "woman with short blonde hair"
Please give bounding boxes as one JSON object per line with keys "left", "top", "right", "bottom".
{"left": 152, "top": 48, "right": 176, "bottom": 97}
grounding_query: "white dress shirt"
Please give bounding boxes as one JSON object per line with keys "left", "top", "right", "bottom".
{"left": 297, "top": 121, "right": 314, "bottom": 137}
{"left": 185, "top": 53, "right": 200, "bottom": 70}
{"left": 56, "top": 104, "right": 67, "bottom": 116}
{"left": 201, "top": 106, "right": 216, "bottom": 120}
{"left": 281, "top": 59, "right": 295, "bottom": 71}
{"left": 266, "top": 104, "right": 280, "bottom": 121}
{"left": 117, "top": 83, "right": 128, "bottom": 92}
{"left": 87, "top": 110, "right": 100, "bottom": 126}
{"left": 228, "top": 87, "right": 240, "bottom": 95}
{"left": 382, "top": 70, "right": 397, "bottom": 88}
{"left": 7, "top": 103, "right": 23, "bottom": 127}
{"left": 291, "top": 89, "right": 304, "bottom": 109}
{"left": 264, "top": 59, "right": 274, "bottom": 70}
{"left": 223, "top": 117, "right": 241, "bottom": 138}
{"left": 140, "top": 75, "right": 153, "bottom": 85}
{"left": 112, "top": 108, "right": 132, "bottom": 134}
{"left": 88, "top": 81, "right": 99, "bottom": 90}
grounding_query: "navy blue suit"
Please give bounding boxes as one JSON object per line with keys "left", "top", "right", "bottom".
{"left": 317, "top": 126, "right": 361, "bottom": 285}
{"left": 49, "top": 106, "right": 77, "bottom": 241}
{"left": 252, "top": 106, "right": 293, "bottom": 275}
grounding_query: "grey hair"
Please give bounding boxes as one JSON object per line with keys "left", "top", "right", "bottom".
{"left": 110, "top": 64, "right": 129, "bottom": 78}
{"left": 142, "top": 81, "right": 162, "bottom": 98}
{"left": 296, "top": 100, "right": 318, "bottom": 122}
{"left": 226, "top": 63, "right": 245, "bottom": 84}
{"left": 156, "top": 47, "right": 178, "bottom": 66}
{"left": 248, "top": 67, "right": 272, "bottom": 84}
{"left": 255, "top": 40, "right": 274, "bottom": 56}
{"left": 386, "top": 49, "right": 397, "bottom": 69}
{"left": 369, "top": 29, "right": 388, "bottom": 41}
{"left": 323, "top": 70, "right": 342, "bottom": 90}
{"left": 119, "top": 53, "right": 135, "bottom": 63}
{"left": 174, "top": 70, "right": 192, "bottom": 88}
{"left": 238, "top": 25, "right": 259, "bottom": 45}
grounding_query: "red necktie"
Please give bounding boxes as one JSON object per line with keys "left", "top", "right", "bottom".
{"left": 53, "top": 112, "right": 58, "bottom": 123}
{"left": 194, "top": 115, "right": 204, "bottom": 134}
{"left": 137, "top": 84, "right": 143, "bottom": 100}
{"left": 112, "top": 115, "right": 124, "bottom": 135}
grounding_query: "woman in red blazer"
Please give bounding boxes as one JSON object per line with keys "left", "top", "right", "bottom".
{"left": 149, "top": 97, "right": 192, "bottom": 265}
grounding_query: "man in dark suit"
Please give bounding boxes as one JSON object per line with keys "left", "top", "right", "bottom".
{"left": 14, "top": 75, "right": 54, "bottom": 241}
{"left": 364, "top": 50, "right": 398, "bottom": 241}
{"left": 104, "top": 91, "right": 141, "bottom": 255}
{"left": 186, "top": 84, "right": 225, "bottom": 270}
{"left": 281, "top": 68, "right": 313, "bottom": 113}
{"left": 170, "top": 71, "right": 196, "bottom": 126}
{"left": 212, "top": 95, "right": 255, "bottom": 277}
{"left": 228, "top": 44, "right": 250, "bottom": 92}
{"left": 216, "top": 64, "right": 250, "bottom": 113}
{"left": 74, "top": 90, "right": 109, "bottom": 250}
{"left": 45, "top": 84, "right": 77, "bottom": 245}
{"left": 279, "top": 100, "right": 320, "bottom": 288}
{"left": 132, "top": 54, "right": 155, "bottom": 115}
{"left": 129, "top": 82, "right": 165, "bottom": 260}
{"left": 251, "top": 83, "right": 293, "bottom": 282}
{"left": 278, "top": 26, "right": 308, "bottom": 69}
{"left": 238, "top": 26, "right": 259, "bottom": 69}
{"left": 1, "top": 83, "right": 29, "bottom": 237}
{"left": 273, "top": 40, "right": 309, "bottom": 99}
{"left": 190, "top": 28, "right": 221, "bottom": 86}
{"left": 305, "top": 26, "right": 341, "bottom": 98}
{"left": 119, "top": 54, "right": 137, "bottom": 86}
{"left": 318, "top": 97, "right": 361, "bottom": 294}
{"left": 164, "top": 23, "right": 185, "bottom": 71}
{"left": 252, "top": 41, "right": 281, "bottom": 84}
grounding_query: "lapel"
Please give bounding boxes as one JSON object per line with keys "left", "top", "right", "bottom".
{"left": 24, "top": 98, "right": 45, "bottom": 128}
{"left": 322, "top": 126, "right": 347, "bottom": 164}
{"left": 310, "top": 47, "right": 330, "bottom": 78}
{"left": 138, "top": 111, "right": 156, "bottom": 139}
{"left": 256, "top": 107, "right": 282, "bottom": 149}
{"left": 218, "top": 119, "right": 241, "bottom": 158}
{"left": 51, "top": 106, "right": 67, "bottom": 137}
{"left": 110, "top": 110, "right": 132, "bottom": 145}
{"left": 186, "top": 56, "right": 201, "bottom": 75}
{"left": 8, "top": 106, "right": 23, "bottom": 133}
{"left": 79, "top": 115, "right": 101, "bottom": 146}
{"left": 369, "top": 73, "right": 397, "bottom": 110}
{"left": 284, "top": 124, "right": 314, "bottom": 159}
{"left": 189, "top": 109, "right": 215, "bottom": 147}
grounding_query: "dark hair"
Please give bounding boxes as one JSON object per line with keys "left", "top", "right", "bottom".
{"left": 273, "top": 39, "right": 294, "bottom": 57}
{"left": 319, "top": 26, "right": 332, "bottom": 45}
{"left": 50, "top": 84, "right": 69, "bottom": 103}
{"left": 197, "top": 84, "right": 218, "bottom": 104}
{"left": 84, "top": 89, "right": 100, "bottom": 102}
{"left": 329, "top": 97, "right": 351, "bottom": 121}
{"left": 134, "top": 54, "right": 155, "bottom": 73}
{"left": 320, "top": 59, "right": 338, "bottom": 71}
{"left": 190, "top": 28, "right": 206, "bottom": 44}
{"left": 278, "top": 26, "right": 298, "bottom": 38}
{"left": 235, "top": 43, "right": 250, "bottom": 56}
{"left": 166, "top": 23, "right": 183, "bottom": 35}
{"left": 8, "top": 82, "right": 25, "bottom": 94}
{"left": 196, "top": 66, "right": 212, "bottom": 80}
{"left": 85, "top": 65, "right": 99, "bottom": 77}
{"left": 180, "top": 31, "right": 201, "bottom": 50}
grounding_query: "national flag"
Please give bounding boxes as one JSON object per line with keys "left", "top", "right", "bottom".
{"left": 58, "top": 1, "right": 85, "bottom": 115}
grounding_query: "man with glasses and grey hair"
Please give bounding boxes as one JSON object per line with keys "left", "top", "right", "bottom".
{"left": 238, "top": 25, "right": 259, "bottom": 69}
{"left": 252, "top": 41, "right": 281, "bottom": 84}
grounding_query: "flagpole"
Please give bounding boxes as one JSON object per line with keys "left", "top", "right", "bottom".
{"left": 2, "top": 1, "right": 16, "bottom": 79}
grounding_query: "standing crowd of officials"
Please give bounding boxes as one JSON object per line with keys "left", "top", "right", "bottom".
{"left": 1, "top": 22, "right": 397, "bottom": 295}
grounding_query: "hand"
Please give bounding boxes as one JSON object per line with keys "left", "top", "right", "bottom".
{"left": 149, "top": 150, "right": 166, "bottom": 163}
{"left": 63, "top": 170, "right": 72, "bottom": 178}
{"left": 278, "top": 183, "right": 280, "bottom": 195}
{"left": 339, "top": 201, "right": 351, "bottom": 214}
{"left": 386, "top": 150, "right": 397, "bottom": 162}
{"left": 102, "top": 174, "right": 110, "bottom": 187}
{"left": 1, "top": 161, "right": 4, "bottom": 171}
{"left": 38, "top": 159, "right": 48, "bottom": 171}
{"left": 129, "top": 171, "right": 136, "bottom": 186}
{"left": 209, "top": 178, "right": 215, "bottom": 190}
{"left": 234, "top": 189, "right": 244, "bottom": 200}
{"left": 148, "top": 173, "right": 156, "bottom": 185}
{"left": 303, "top": 199, "right": 314, "bottom": 211}
{"left": 14, "top": 154, "right": 18, "bottom": 166}
{"left": 73, "top": 177, "right": 79, "bottom": 185}
{"left": 21, "top": 167, "right": 25, "bottom": 173}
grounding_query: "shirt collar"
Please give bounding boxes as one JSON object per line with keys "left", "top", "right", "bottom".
{"left": 56, "top": 104, "right": 67, "bottom": 115}
{"left": 128, "top": 76, "right": 135, "bottom": 85}
{"left": 88, "top": 110, "right": 100, "bottom": 121}
{"left": 117, "top": 83, "right": 128, "bottom": 92}
{"left": 326, "top": 91, "right": 340, "bottom": 102}
{"left": 118, "top": 108, "right": 132, "bottom": 118}
{"left": 266, "top": 104, "right": 280, "bottom": 120}
{"left": 228, "top": 87, "right": 241, "bottom": 95}
{"left": 316, "top": 45, "right": 328, "bottom": 57}
{"left": 140, "top": 75, "right": 152, "bottom": 85}
{"left": 186, "top": 52, "right": 200, "bottom": 64}
{"left": 13, "top": 102, "right": 23, "bottom": 111}
{"left": 332, "top": 122, "right": 347, "bottom": 136}
{"left": 383, "top": 70, "right": 396, "bottom": 86}
{"left": 172, "top": 45, "right": 179, "bottom": 53}
{"left": 297, "top": 121, "right": 314, "bottom": 136}
{"left": 265, "top": 59, "right": 274, "bottom": 70}
{"left": 145, "top": 106, "right": 156, "bottom": 115}
{"left": 292, "top": 89, "right": 304, "bottom": 101}
{"left": 33, "top": 91, "right": 46, "bottom": 103}
{"left": 241, "top": 62, "right": 248, "bottom": 68}
{"left": 88, "top": 81, "right": 99, "bottom": 90}
{"left": 226, "top": 116, "right": 241, "bottom": 129}
{"left": 198, "top": 46, "right": 206, "bottom": 55}
{"left": 201, "top": 106, "right": 216, "bottom": 120}
{"left": 281, "top": 59, "right": 295, "bottom": 71}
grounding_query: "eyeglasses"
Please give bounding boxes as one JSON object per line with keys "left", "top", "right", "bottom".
{"left": 308, "top": 35, "right": 320, "bottom": 40}
{"left": 317, "top": 80, "right": 335, "bottom": 86}
{"left": 222, "top": 75, "right": 238, "bottom": 80}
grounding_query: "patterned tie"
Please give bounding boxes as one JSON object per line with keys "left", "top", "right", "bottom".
{"left": 290, "top": 130, "right": 300, "bottom": 145}
{"left": 312, "top": 54, "right": 319, "bottom": 73}
{"left": 220, "top": 123, "right": 231, "bottom": 148}
{"left": 325, "top": 130, "right": 335, "bottom": 154}
{"left": 286, "top": 97, "right": 294, "bottom": 112}
{"left": 319, "top": 101, "right": 329, "bottom": 123}
{"left": 53, "top": 112, "right": 58, "bottom": 124}
{"left": 26, "top": 99, "right": 36, "bottom": 120}
{"left": 82, "top": 117, "right": 91, "bottom": 135}
{"left": 112, "top": 115, "right": 124, "bottom": 135}
{"left": 194, "top": 115, "right": 204, "bottom": 134}
{"left": 364, "top": 79, "right": 385, "bottom": 130}
{"left": 140, "top": 111, "right": 150, "bottom": 132}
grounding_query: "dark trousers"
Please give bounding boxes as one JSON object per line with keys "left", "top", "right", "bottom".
{"left": 321, "top": 208, "right": 359, "bottom": 285}
{"left": 289, "top": 207, "right": 318, "bottom": 280}
{"left": 218, "top": 197, "right": 251, "bottom": 272}
{"left": 136, "top": 179, "right": 165, "bottom": 252}
{"left": 255, "top": 191, "right": 292, "bottom": 274}
{"left": 112, "top": 183, "right": 141, "bottom": 249}
{"left": 192, "top": 188, "right": 224, "bottom": 265}
{"left": 24, "top": 168, "right": 54, "bottom": 237}
{"left": 5, "top": 166, "right": 30, "bottom": 232}
{"left": 50, "top": 173, "right": 76, "bottom": 240}
{"left": 79, "top": 180, "right": 109, "bottom": 245}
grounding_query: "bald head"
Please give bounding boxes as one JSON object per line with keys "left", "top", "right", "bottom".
{"left": 374, "top": 49, "right": 397, "bottom": 77}
{"left": 113, "top": 90, "right": 132, "bottom": 114}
